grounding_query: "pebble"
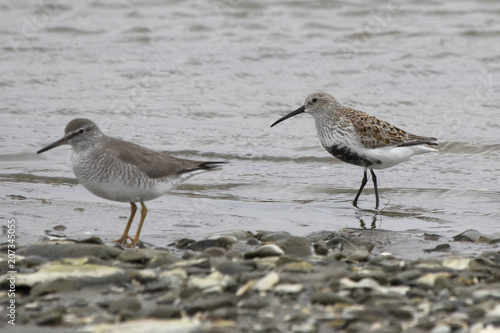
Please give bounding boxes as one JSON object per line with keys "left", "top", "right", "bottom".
{"left": 187, "top": 271, "right": 235, "bottom": 294}
{"left": 146, "top": 305, "right": 182, "bottom": 319}
{"left": 244, "top": 244, "right": 284, "bottom": 258}
{"left": 1, "top": 257, "right": 129, "bottom": 288}
{"left": 258, "top": 231, "right": 292, "bottom": 242}
{"left": 31, "top": 278, "right": 81, "bottom": 296}
{"left": 158, "top": 268, "right": 188, "bottom": 291}
{"left": 274, "top": 283, "right": 303, "bottom": 294}
{"left": 313, "top": 239, "right": 329, "bottom": 255}
{"left": 276, "top": 236, "right": 311, "bottom": 257}
{"left": 311, "top": 292, "right": 354, "bottom": 305}
{"left": 187, "top": 237, "right": 236, "bottom": 251}
{"left": 18, "top": 243, "right": 122, "bottom": 260}
{"left": 253, "top": 272, "right": 280, "bottom": 292}
{"left": 184, "top": 294, "right": 236, "bottom": 315}
{"left": 84, "top": 319, "right": 202, "bottom": 333}
{"left": 7, "top": 228, "right": 500, "bottom": 333}
{"left": 108, "top": 296, "right": 142, "bottom": 315}
{"left": 206, "top": 229, "right": 250, "bottom": 240}
{"left": 280, "top": 261, "right": 314, "bottom": 273}
{"left": 117, "top": 248, "right": 178, "bottom": 265}
{"left": 215, "top": 260, "right": 256, "bottom": 275}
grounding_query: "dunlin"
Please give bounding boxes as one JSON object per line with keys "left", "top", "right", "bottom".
{"left": 37, "top": 118, "right": 225, "bottom": 247}
{"left": 271, "top": 92, "right": 438, "bottom": 209}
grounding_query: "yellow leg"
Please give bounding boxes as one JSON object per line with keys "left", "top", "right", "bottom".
{"left": 113, "top": 202, "right": 137, "bottom": 244}
{"left": 127, "top": 200, "right": 147, "bottom": 248}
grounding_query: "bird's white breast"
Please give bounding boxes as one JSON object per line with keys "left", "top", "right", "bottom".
{"left": 315, "top": 121, "right": 437, "bottom": 169}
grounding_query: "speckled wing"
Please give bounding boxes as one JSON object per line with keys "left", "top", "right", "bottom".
{"left": 344, "top": 107, "right": 437, "bottom": 148}
{"left": 105, "top": 137, "right": 223, "bottom": 179}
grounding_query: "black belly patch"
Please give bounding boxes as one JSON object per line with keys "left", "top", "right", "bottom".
{"left": 326, "top": 145, "right": 379, "bottom": 167}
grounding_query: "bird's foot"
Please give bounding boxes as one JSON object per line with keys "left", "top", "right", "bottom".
{"left": 112, "top": 235, "right": 134, "bottom": 244}
{"left": 125, "top": 238, "right": 141, "bottom": 248}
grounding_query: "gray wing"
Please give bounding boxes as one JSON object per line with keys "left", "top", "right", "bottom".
{"left": 104, "top": 136, "right": 223, "bottom": 179}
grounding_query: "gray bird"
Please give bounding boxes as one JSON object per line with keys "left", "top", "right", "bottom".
{"left": 38, "top": 118, "right": 224, "bottom": 247}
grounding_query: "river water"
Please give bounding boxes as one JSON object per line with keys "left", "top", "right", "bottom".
{"left": 1, "top": 0, "right": 499, "bottom": 252}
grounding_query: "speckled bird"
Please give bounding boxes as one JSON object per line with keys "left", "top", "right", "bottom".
{"left": 271, "top": 92, "right": 438, "bottom": 209}
{"left": 37, "top": 118, "right": 225, "bottom": 247}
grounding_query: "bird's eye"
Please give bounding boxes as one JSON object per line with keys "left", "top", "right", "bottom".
{"left": 312, "top": 98, "right": 318, "bottom": 103}
{"left": 78, "top": 129, "right": 85, "bottom": 134}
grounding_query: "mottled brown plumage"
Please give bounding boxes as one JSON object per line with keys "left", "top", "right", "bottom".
{"left": 342, "top": 106, "right": 437, "bottom": 149}
{"left": 271, "top": 92, "right": 438, "bottom": 209}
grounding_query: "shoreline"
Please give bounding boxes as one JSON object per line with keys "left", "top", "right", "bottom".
{"left": 1, "top": 228, "right": 499, "bottom": 332}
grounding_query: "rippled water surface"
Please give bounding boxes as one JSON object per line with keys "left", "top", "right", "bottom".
{"left": 1, "top": 0, "right": 499, "bottom": 250}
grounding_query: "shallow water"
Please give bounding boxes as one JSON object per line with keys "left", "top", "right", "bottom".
{"left": 1, "top": 0, "right": 499, "bottom": 252}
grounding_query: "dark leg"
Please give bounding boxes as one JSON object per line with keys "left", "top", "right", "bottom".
{"left": 370, "top": 169, "right": 380, "bottom": 209}
{"left": 352, "top": 168, "right": 368, "bottom": 208}
{"left": 113, "top": 202, "right": 137, "bottom": 244}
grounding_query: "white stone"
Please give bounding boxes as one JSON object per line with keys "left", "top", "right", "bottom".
{"left": 80, "top": 319, "right": 201, "bottom": 333}
{"left": 253, "top": 272, "right": 280, "bottom": 292}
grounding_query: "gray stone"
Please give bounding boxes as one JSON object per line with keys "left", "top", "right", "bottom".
{"left": 184, "top": 294, "right": 236, "bottom": 315}
{"left": 34, "top": 305, "right": 65, "bottom": 326}
{"left": 453, "top": 229, "right": 482, "bottom": 242}
{"left": 23, "top": 255, "right": 49, "bottom": 268}
{"left": 215, "top": 260, "right": 256, "bottom": 275}
{"left": 187, "top": 238, "right": 236, "bottom": 251}
{"left": 344, "top": 249, "right": 370, "bottom": 262}
{"left": 18, "top": 243, "right": 122, "bottom": 260}
{"left": 238, "top": 295, "right": 269, "bottom": 309}
{"left": 206, "top": 230, "right": 251, "bottom": 240}
{"left": 276, "top": 236, "right": 311, "bottom": 257}
{"left": 147, "top": 252, "right": 180, "bottom": 268}
{"left": 108, "top": 296, "right": 142, "bottom": 315}
{"left": 170, "top": 238, "right": 196, "bottom": 249}
{"left": 260, "top": 231, "right": 292, "bottom": 242}
{"left": 424, "top": 233, "right": 442, "bottom": 241}
{"left": 350, "top": 236, "right": 375, "bottom": 252}
{"left": 313, "top": 239, "right": 329, "bottom": 255}
{"left": 244, "top": 244, "right": 284, "bottom": 259}
{"left": 352, "top": 267, "right": 388, "bottom": 284}
{"left": 144, "top": 280, "right": 170, "bottom": 293}
{"left": 207, "top": 306, "right": 238, "bottom": 320}
{"left": 146, "top": 305, "right": 182, "bottom": 319}
{"left": 170, "top": 258, "right": 211, "bottom": 270}
{"left": 31, "top": 278, "right": 80, "bottom": 296}
{"left": 77, "top": 236, "right": 105, "bottom": 244}
{"left": 52, "top": 225, "right": 66, "bottom": 231}
{"left": 117, "top": 248, "right": 178, "bottom": 265}
{"left": 424, "top": 244, "right": 451, "bottom": 253}
{"left": 156, "top": 292, "right": 177, "bottom": 305}
{"left": 391, "top": 269, "right": 423, "bottom": 285}
{"left": 311, "top": 292, "right": 353, "bottom": 305}
{"left": 306, "top": 230, "right": 338, "bottom": 243}
{"left": 203, "top": 247, "right": 227, "bottom": 257}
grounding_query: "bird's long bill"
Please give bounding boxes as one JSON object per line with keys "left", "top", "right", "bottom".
{"left": 270, "top": 105, "right": 305, "bottom": 127}
{"left": 37, "top": 136, "right": 69, "bottom": 154}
